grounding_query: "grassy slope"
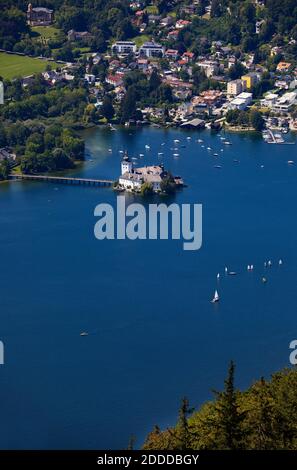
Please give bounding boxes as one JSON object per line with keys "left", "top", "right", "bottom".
{"left": 31, "top": 25, "right": 61, "bottom": 40}
{"left": 0, "top": 53, "right": 59, "bottom": 80}
{"left": 130, "top": 34, "right": 151, "bottom": 47}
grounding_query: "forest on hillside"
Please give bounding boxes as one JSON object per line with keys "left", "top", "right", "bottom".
{"left": 1, "top": 1, "right": 297, "bottom": 57}
{"left": 143, "top": 364, "right": 297, "bottom": 450}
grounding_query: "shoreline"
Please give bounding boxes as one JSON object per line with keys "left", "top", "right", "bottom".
{"left": 3, "top": 125, "right": 295, "bottom": 185}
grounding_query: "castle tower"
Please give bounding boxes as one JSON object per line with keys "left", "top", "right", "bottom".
{"left": 121, "top": 151, "right": 133, "bottom": 175}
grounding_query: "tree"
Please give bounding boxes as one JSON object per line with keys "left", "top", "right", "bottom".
{"left": 100, "top": 96, "right": 114, "bottom": 121}
{"left": 160, "top": 173, "right": 176, "bottom": 194}
{"left": 149, "top": 69, "right": 161, "bottom": 91}
{"left": 254, "top": 378, "right": 275, "bottom": 449}
{"left": 53, "top": 44, "right": 74, "bottom": 62}
{"left": 249, "top": 110, "right": 265, "bottom": 131}
{"left": 210, "top": 0, "right": 222, "bottom": 18}
{"left": 52, "top": 148, "right": 74, "bottom": 170}
{"left": 62, "top": 129, "right": 84, "bottom": 160}
{"left": 0, "top": 124, "right": 7, "bottom": 147}
{"left": 214, "top": 361, "right": 245, "bottom": 449}
{"left": 140, "top": 182, "right": 153, "bottom": 196}
{"left": 228, "top": 63, "right": 247, "bottom": 80}
{"left": 0, "top": 158, "right": 10, "bottom": 180}
{"left": 176, "top": 397, "right": 193, "bottom": 450}
{"left": 120, "top": 87, "right": 137, "bottom": 123}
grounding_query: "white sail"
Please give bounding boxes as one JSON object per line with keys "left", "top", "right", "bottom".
{"left": 212, "top": 290, "right": 219, "bottom": 303}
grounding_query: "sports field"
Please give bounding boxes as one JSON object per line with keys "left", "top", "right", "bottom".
{"left": 0, "top": 52, "right": 59, "bottom": 80}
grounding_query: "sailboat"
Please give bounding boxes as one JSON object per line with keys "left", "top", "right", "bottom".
{"left": 211, "top": 290, "right": 220, "bottom": 303}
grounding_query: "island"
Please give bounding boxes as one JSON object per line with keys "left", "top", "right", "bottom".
{"left": 115, "top": 152, "right": 184, "bottom": 195}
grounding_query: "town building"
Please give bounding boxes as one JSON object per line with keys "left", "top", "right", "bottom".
{"left": 139, "top": 41, "right": 164, "bottom": 58}
{"left": 229, "top": 92, "right": 253, "bottom": 110}
{"left": 181, "top": 5, "right": 197, "bottom": 15}
{"left": 112, "top": 41, "right": 137, "bottom": 55}
{"left": 84, "top": 74, "right": 96, "bottom": 84}
{"left": 182, "top": 52, "right": 195, "bottom": 63}
{"left": 256, "top": 20, "right": 265, "bottom": 34}
{"left": 165, "top": 49, "right": 179, "bottom": 60}
{"left": 160, "top": 16, "right": 174, "bottom": 27}
{"left": 42, "top": 70, "right": 63, "bottom": 85}
{"left": 196, "top": 59, "right": 220, "bottom": 78}
{"left": 137, "top": 58, "right": 149, "bottom": 71}
{"left": 227, "top": 80, "right": 243, "bottom": 96}
{"left": 175, "top": 19, "right": 192, "bottom": 29}
{"left": 0, "top": 147, "right": 16, "bottom": 162}
{"left": 276, "top": 62, "right": 292, "bottom": 73}
{"left": 272, "top": 92, "right": 297, "bottom": 114}
{"left": 148, "top": 14, "right": 161, "bottom": 24}
{"left": 27, "top": 3, "right": 53, "bottom": 26}
{"left": 241, "top": 73, "right": 259, "bottom": 90}
{"left": 67, "top": 30, "right": 93, "bottom": 42}
{"left": 105, "top": 73, "right": 124, "bottom": 87}
{"left": 260, "top": 93, "right": 279, "bottom": 108}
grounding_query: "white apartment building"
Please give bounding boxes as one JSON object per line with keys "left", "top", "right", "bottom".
{"left": 139, "top": 41, "right": 164, "bottom": 58}
{"left": 112, "top": 41, "right": 137, "bottom": 55}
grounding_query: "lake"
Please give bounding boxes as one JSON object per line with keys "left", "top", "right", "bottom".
{"left": 0, "top": 126, "right": 296, "bottom": 449}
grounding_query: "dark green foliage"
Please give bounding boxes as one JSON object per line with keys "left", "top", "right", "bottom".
{"left": 213, "top": 361, "right": 245, "bottom": 449}
{"left": 140, "top": 182, "right": 154, "bottom": 196}
{"left": 0, "top": 117, "right": 84, "bottom": 174}
{"left": 120, "top": 70, "right": 173, "bottom": 123}
{"left": 228, "top": 63, "right": 247, "bottom": 81}
{"left": 249, "top": 110, "right": 265, "bottom": 131}
{"left": 160, "top": 172, "right": 176, "bottom": 194}
{"left": 0, "top": 77, "right": 88, "bottom": 122}
{"left": 226, "top": 108, "right": 264, "bottom": 131}
{"left": 143, "top": 366, "right": 297, "bottom": 450}
{"left": 0, "top": 158, "right": 10, "bottom": 180}
{"left": 100, "top": 96, "right": 115, "bottom": 121}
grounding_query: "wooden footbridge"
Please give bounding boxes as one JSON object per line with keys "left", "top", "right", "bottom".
{"left": 9, "top": 173, "right": 114, "bottom": 187}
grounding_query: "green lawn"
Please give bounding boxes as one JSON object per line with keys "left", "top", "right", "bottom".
{"left": 145, "top": 5, "right": 159, "bottom": 14}
{"left": 130, "top": 34, "right": 151, "bottom": 47}
{"left": 31, "top": 25, "right": 61, "bottom": 40}
{"left": 0, "top": 52, "right": 59, "bottom": 80}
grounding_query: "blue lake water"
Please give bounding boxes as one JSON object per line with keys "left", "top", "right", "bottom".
{"left": 0, "top": 126, "right": 297, "bottom": 449}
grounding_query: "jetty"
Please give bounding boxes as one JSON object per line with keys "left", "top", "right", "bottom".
{"left": 9, "top": 174, "right": 114, "bottom": 187}
{"left": 262, "top": 129, "right": 294, "bottom": 144}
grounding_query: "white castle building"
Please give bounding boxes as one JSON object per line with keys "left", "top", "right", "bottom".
{"left": 118, "top": 152, "right": 184, "bottom": 193}
{"left": 118, "top": 153, "right": 164, "bottom": 192}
